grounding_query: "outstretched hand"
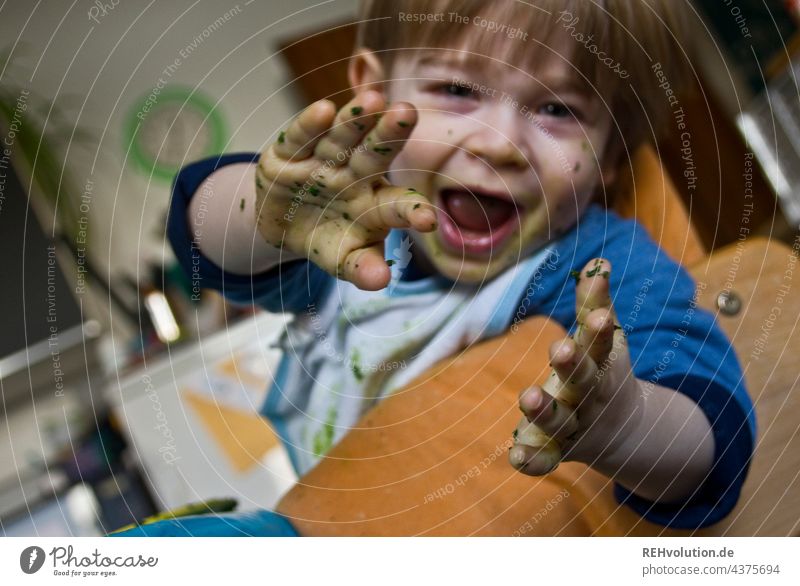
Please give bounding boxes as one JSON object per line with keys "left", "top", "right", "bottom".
{"left": 254, "top": 90, "right": 437, "bottom": 291}
{"left": 509, "top": 258, "right": 644, "bottom": 475}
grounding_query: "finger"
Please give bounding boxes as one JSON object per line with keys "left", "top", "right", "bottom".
{"left": 574, "top": 258, "right": 616, "bottom": 324}
{"left": 313, "top": 91, "right": 385, "bottom": 164}
{"left": 546, "top": 337, "right": 599, "bottom": 408}
{"left": 348, "top": 102, "right": 418, "bottom": 178}
{"left": 573, "top": 307, "right": 616, "bottom": 365}
{"left": 350, "top": 185, "right": 437, "bottom": 232}
{"left": 273, "top": 99, "right": 337, "bottom": 160}
{"left": 342, "top": 243, "right": 391, "bottom": 291}
{"left": 256, "top": 147, "right": 327, "bottom": 190}
{"left": 509, "top": 433, "right": 562, "bottom": 476}
{"left": 518, "top": 385, "right": 579, "bottom": 442}
{"left": 303, "top": 217, "right": 391, "bottom": 289}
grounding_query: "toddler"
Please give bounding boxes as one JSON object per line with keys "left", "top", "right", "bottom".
{"left": 139, "top": 0, "right": 755, "bottom": 535}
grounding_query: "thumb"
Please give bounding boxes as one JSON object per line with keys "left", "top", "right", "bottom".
{"left": 342, "top": 242, "right": 391, "bottom": 291}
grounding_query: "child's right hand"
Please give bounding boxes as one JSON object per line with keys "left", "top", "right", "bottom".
{"left": 254, "top": 90, "right": 437, "bottom": 291}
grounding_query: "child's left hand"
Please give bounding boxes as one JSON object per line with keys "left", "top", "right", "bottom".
{"left": 509, "top": 258, "right": 646, "bottom": 475}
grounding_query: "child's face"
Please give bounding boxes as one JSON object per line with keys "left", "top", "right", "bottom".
{"left": 381, "top": 43, "right": 617, "bottom": 283}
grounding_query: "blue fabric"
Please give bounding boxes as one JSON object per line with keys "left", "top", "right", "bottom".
{"left": 109, "top": 510, "right": 298, "bottom": 537}
{"left": 168, "top": 155, "right": 756, "bottom": 531}
{"left": 517, "top": 206, "right": 756, "bottom": 529}
{"left": 167, "top": 153, "right": 331, "bottom": 314}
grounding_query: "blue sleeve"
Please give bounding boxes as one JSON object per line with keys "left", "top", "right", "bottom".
{"left": 109, "top": 510, "right": 298, "bottom": 537}
{"left": 527, "top": 205, "right": 756, "bottom": 529}
{"left": 167, "top": 153, "right": 332, "bottom": 314}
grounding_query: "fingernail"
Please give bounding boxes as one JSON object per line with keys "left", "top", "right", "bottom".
{"left": 419, "top": 210, "right": 436, "bottom": 226}
{"left": 524, "top": 388, "right": 542, "bottom": 413}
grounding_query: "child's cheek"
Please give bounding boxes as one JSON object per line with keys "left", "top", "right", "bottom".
{"left": 390, "top": 141, "right": 445, "bottom": 190}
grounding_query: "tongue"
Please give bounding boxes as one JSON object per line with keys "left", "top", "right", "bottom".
{"left": 444, "top": 190, "right": 514, "bottom": 232}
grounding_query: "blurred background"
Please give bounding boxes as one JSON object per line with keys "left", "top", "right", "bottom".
{"left": 0, "top": 0, "right": 798, "bottom": 535}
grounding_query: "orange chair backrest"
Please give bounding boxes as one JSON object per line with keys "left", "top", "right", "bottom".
{"left": 612, "top": 144, "right": 706, "bottom": 267}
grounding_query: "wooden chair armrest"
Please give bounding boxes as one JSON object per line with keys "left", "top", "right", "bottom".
{"left": 276, "top": 238, "right": 800, "bottom": 536}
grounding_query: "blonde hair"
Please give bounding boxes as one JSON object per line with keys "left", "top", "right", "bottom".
{"left": 355, "top": 0, "right": 691, "bottom": 157}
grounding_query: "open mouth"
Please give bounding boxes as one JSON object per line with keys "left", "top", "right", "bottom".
{"left": 436, "top": 188, "right": 521, "bottom": 256}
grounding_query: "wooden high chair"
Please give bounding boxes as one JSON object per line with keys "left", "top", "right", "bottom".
{"left": 275, "top": 145, "right": 800, "bottom": 536}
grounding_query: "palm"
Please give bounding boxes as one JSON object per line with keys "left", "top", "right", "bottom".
{"left": 254, "top": 91, "right": 436, "bottom": 290}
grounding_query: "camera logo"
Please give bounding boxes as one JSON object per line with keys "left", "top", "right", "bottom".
{"left": 20, "top": 546, "right": 46, "bottom": 574}
{"left": 387, "top": 235, "right": 413, "bottom": 294}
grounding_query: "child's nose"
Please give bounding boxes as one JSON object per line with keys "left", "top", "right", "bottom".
{"left": 462, "top": 108, "right": 528, "bottom": 168}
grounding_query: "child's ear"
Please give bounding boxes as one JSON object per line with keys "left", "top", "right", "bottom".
{"left": 600, "top": 136, "right": 623, "bottom": 188}
{"left": 348, "top": 48, "right": 387, "bottom": 95}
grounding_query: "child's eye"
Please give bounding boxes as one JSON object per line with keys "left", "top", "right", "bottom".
{"left": 436, "top": 83, "right": 476, "bottom": 99}
{"left": 540, "top": 102, "right": 575, "bottom": 118}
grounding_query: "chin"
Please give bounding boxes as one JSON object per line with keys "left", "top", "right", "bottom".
{"left": 416, "top": 233, "right": 519, "bottom": 284}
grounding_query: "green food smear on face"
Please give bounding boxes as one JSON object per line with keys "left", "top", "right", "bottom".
{"left": 397, "top": 120, "right": 410, "bottom": 128}
{"left": 278, "top": 131, "right": 286, "bottom": 144}
{"left": 313, "top": 248, "right": 319, "bottom": 255}
{"left": 569, "top": 270, "right": 581, "bottom": 283}
{"left": 413, "top": 203, "right": 421, "bottom": 209}
{"left": 373, "top": 146, "right": 392, "bottom": 155}
{"left": 553, "top": 401, "right": 558, "bottom": 412}
{"left": 308, "top": 185, "right": 321, "bottom": 196}
{"left": 255, "top": 177, "right": 264, "bottom": 189}
{"left": 351, "top": 348, "right": 365, "bottom": 381}
{"left": 342, "top": 212, "right": 351, "bottom": 220}
{"left": 386, "top": 259, "right": 396, "bottom": 266}
{"left": 353, "top": 121, "right": 366, "bottom": 131}
{"left": 351, "top": 106, "right": 363, "bottom": 116}
{"left": 240, "top": 198, "right": 245, "bottom": 211}
{"left": 312, "top": 406, "right": 338, "bottom": 457}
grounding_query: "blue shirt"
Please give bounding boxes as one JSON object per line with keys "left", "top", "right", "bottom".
{"left": 168, "top": 153, "right": 756, "bottom": 530}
